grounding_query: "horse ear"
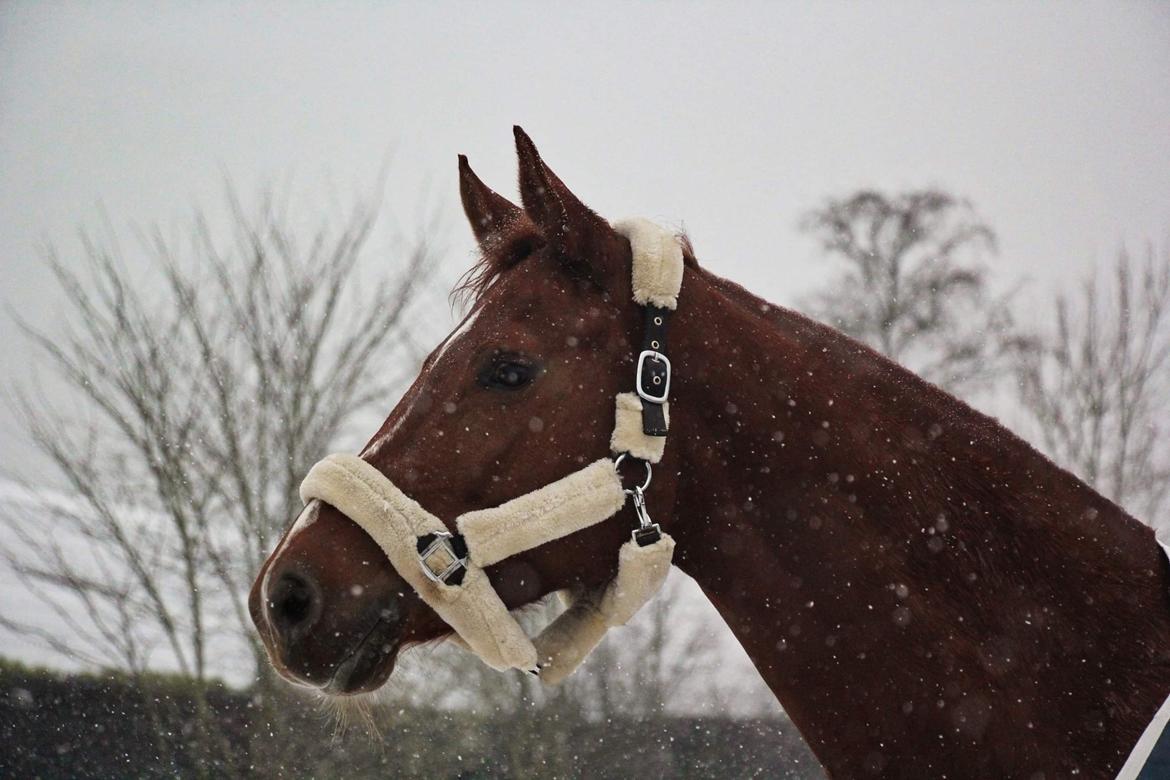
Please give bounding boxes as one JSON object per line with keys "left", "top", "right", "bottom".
{"left": 458, "top": 154, "right": 529, "bottom": 247}
{"left": 513, "top": 126, "right": 623, "bottom": 287}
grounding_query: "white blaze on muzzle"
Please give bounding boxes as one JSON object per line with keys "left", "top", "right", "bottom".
{"left": 297, "top": 218, "right": 683, "bottom": 682}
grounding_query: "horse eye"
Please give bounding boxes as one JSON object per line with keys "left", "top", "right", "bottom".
{"left": 478, "top": 352, "right": 538, "bottom": 391}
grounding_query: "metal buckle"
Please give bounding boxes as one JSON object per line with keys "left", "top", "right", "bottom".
{"left": 417, "top": 531, "right": 469, "bottom": 585}
{"left": 636, "top": 350, "right": 671, "bottom": 404}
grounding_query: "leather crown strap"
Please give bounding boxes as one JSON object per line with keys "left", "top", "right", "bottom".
{"left": 299, "top": 218, "right": 682, "bottom": 682}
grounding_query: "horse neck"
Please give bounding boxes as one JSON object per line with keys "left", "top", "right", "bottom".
{"left": 662, "top": 268, "right": 1170, "bottom": 776}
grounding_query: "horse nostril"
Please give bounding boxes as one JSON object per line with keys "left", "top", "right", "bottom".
{"left": 267, "top": 571, "right": 322, "bottom": 641}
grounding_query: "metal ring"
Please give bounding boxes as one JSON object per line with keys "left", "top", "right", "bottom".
{"left": 613, "top": 453, "right": 652, "bottom": 494}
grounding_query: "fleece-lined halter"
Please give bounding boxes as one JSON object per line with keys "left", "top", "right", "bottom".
{"left": 299, "top": 218, "right": 682, "bottom": 683}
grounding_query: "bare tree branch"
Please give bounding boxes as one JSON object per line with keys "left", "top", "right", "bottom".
{"left": 801, "top": 189, "right": 1011, "bottom": 395}
{"left": 1005, "top": 246, "right": 1170, "bottom": 523}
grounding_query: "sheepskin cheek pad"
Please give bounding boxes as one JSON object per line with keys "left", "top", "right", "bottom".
{"left": 456, "top": 458, "right": 627, "bottom": 568}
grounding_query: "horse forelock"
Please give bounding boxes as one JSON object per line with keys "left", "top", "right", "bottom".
{"left": 450, "top": 220, "right": 546, "bottom": 308}
{"left": 451, "top": 220, "right": 700, "bottom": 311}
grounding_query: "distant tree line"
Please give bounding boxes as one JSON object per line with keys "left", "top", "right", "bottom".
{"left": 0, "top": 660, "right": 819, "bottom": 779}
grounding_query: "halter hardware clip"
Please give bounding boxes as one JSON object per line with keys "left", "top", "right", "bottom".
{"left": 417, "top": 530, "right": 469, "bottom": 585}
{"left": 629, "top": 486, "right": 662, "bottom": 547}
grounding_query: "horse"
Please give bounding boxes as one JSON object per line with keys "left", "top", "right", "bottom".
{"left": 250, "top": 127, "right": 1170, "bottom": 778}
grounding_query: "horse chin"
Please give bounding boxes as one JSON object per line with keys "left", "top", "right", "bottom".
{"left": 322, "top": 629, "right": 402, "bottom": 696}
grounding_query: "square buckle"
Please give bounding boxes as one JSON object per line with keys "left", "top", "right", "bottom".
{"left": 417, "top": 531, "right": 469, "bottom": 585}
{"left": 636, "top": 350, "right": 671, "bottom": 404}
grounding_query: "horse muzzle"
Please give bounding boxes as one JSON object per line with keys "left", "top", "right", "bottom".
{"left": 249, "top": 501, "right": 414, "bottom": 695}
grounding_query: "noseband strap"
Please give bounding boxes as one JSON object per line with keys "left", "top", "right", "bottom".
{"left": 298, "top": 218, "right": 684, "bottom": 681}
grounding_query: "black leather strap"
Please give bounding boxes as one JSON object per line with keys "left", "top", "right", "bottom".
{"left": 640, "top": 305, "right": 671, "bottom": 354}
{"left": 638, "top": 306, "right": 671, "bottom": 436}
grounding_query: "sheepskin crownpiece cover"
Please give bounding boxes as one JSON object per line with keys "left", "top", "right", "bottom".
{"left": 298, "top": 218, "right": 683, "bottom": 682}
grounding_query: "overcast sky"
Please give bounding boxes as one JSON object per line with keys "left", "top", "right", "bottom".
{"left": 1, "top": 1, "right": 1168, "bottom": 482}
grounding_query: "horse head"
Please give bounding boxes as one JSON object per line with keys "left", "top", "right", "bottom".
{"left": 249, "top": 128, "right": 683, "bottom": 694}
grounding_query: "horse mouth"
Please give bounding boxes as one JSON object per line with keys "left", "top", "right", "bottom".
{"left": 323, "top": 618, "right": 401, "bottom": 695}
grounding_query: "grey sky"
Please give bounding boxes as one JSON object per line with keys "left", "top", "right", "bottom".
{"left": 1, "top": 0, "right": 1168, "bottom": 482}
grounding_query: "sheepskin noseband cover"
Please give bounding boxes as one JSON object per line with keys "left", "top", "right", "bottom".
{"left": 300, "top": 454, "right": 627, "bottom": 672}
{"left": 298, "top": 218, "right": 683, "bottom": 680}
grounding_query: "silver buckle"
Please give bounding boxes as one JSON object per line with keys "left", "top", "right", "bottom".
{"left": 417, "top": 531, "right": 468, "bottom": 585}
{"left": 636, "top": 350, "right": 671, "bottom": 404}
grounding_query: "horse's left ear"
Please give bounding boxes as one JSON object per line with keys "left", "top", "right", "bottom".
{"left": 459, "top": 154, "right": 531, "bottom": 249}
{"left": 513, "top": 126, "right": 625, "bottom": 290}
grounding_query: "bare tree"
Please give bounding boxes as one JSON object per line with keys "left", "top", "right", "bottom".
{"left": 1006, "top": 246, "right": 1170, "bottom": 524}
{"left": 1, "top": 187, "right": 439, "bottom": 772}
{"left": 802, "top": 189, "right": 1011, "bottom": 394}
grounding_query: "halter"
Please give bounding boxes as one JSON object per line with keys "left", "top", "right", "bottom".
{"left": 299, "top": 218, "right": 682, "bottom": 683}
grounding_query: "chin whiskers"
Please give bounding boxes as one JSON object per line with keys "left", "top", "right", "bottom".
{"left": 317, "top": 690, "right": 383, "bottom": 741}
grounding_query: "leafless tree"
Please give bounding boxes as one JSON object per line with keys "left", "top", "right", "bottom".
{"left": 802, "top": 189, "right": 1011, "bottom": 394}
{"left": 1006, "top": 246, "right": 1170, "bottom": 525}
{"left": 1, "top": 187, "right": 439, "bottom": 772}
